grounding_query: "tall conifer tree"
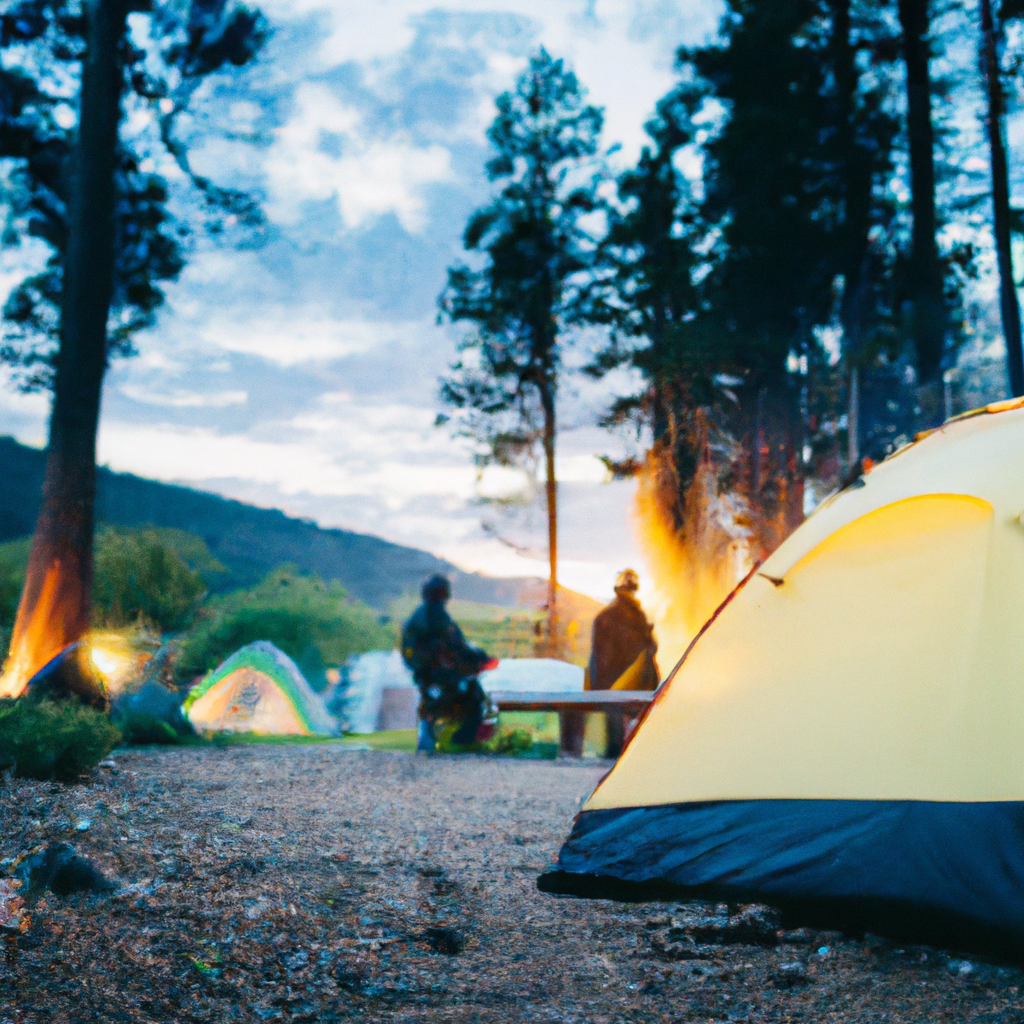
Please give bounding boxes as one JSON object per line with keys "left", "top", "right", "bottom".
{"left": 439, "top": 50, "right": 604, "bottom": 646}
{"left": 0, "top": 0, "right": 265, "bottom": 697}
{"left": 897, "top": 0, "right": 947, "bottom": 385}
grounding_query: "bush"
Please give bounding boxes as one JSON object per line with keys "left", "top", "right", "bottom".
{"left": 0, "top": 538, "right": 29, "bottom": 628}
{"left": 174, "top": 567, "right": 395, "bottom": 688}
{"left": 0, "top": 527, "right": 224, "bottom": 636}
{"left": 489, "top": 726, "right": 535, "bottom": 755}
{"left": 0, "top": 698, "right": 121, "bottom": 781}
{"left": 92, "top": 529, "right": 208, "bottom": 631}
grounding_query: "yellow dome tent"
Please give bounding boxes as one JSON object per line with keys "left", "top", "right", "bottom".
{"left": 541, "top": 399, "right": 1024, "bottom": 955}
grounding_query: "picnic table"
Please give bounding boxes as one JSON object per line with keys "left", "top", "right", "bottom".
{"left": 488, "top": 689, "right": 654, "bottom": 757}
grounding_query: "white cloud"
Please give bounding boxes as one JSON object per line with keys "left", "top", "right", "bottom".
{"left": 198, "top": 315, "right": 424, "bottom": 366}
{"left": 119, "top": 385, "right": 248, "bottom": 408}
{"left": 264, "top": 83, "right": 454, "bottom": 231}
{"left": 96, "top": 422, "right": 477, "bottom": 500}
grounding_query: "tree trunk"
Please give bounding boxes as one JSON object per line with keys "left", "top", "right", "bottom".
{"left": 980, "top": 0, "right": 1024, "bottom": 397}
{"left": 0, "top": 0, "right": 126, "bottom": 700}
{"left": 848, "top": 365, "right": 860, "bottom": 467}
{"left": 539, "top": 380, "right": 558, "bottom": 654}
{"left": 831, "top": 0, "right": 870, "bottom": 469}
{"left": 898, "top": 0, "right": 946, "bottom": 383}
{"left": 742, "top": 383, "right": 804, "bottom": 563}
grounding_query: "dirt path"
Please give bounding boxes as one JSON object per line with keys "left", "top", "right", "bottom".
{"left": 2, "top": 744, "right": 1023, "bottom": 1022}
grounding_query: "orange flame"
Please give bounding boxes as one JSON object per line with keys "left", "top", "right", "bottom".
{"left": 0, "top": 563, "right": 70, "bottom": 699}
{"left": 635, "top": 443, "right": 751, "bottom": 674}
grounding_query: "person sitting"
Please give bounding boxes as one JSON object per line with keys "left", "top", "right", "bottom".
{"left": 589, "top": 568, "right": 659, "bottom": 758}
{"left": 401, "top": 574, "right": 495, "bottom": 752}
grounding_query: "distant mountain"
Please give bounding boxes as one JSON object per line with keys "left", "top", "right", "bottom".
{"left": 0, "top": 436, "right": 597, "bottom": 614}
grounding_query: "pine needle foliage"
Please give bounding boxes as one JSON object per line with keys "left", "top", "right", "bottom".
{"left": 0, "top": 696, "right": 120, "bottom": 780}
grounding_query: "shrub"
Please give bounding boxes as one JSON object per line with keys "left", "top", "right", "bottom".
{"left": 174, "top": 567, "right": 394, "bottom": 688}
{"left": 0, "top": 527, "right": 224, "bottom": 636}
{"left": 116, "top": 711, "right": 183, "bottom": 746}
{"left": 489, "top": 726, "right": 534, "bottom": 755}
{"left": 0, "top": 538, "right": 29, "bottom": 628}
{"left": 92, "top": 529, "right": 208, "bottom": 631}
{"left": 0, "top": 698, "right": 121, "bottom": 781}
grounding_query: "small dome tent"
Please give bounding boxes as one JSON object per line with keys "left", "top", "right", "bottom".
{"left": 184, "top": 641, "right": 336, "bottom": 736}
{"left": 541, "top": 399, "right": 1024, "bottom": 956}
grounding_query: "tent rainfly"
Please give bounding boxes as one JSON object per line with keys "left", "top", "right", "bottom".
{"left": 184, "top": 641, "right": 336, "bottom": 736}
{"left": 540, "top": 398, "right": 1024, "bottom": 957}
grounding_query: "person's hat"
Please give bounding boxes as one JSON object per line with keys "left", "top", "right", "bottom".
{"left": 614, "top": 569, "right": 639, "bottom": 594}
{"left": 422, "top": 574, "right": 451, "bottom": 602}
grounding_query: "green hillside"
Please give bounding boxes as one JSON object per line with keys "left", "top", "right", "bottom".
{"left": 0, "top": 436, "right": 598, "bottom": 617}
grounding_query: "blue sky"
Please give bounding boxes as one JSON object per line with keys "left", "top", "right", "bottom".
{"left": 0, "top": 0, "right": 721, "bottom": 600}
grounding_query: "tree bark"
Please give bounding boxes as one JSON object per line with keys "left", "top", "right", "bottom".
{"left": 539, "top": 380, "right": 558, "bottom": 654}
{"left": 831, "top": 0, "right": 870, "bottom": 467}
{"left": 979, "top": 0, "right": 1024, "bottom": 397}
{"left": 898, "top": 0, "right": 946, "bottom": 383}
{"left": 0, "top": 0, "right": 126, "bottom": 700}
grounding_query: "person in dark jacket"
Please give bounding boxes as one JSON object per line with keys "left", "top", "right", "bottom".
{"left": 401, "top": 574, "right": 494, "bottom": 752}
{"left": 589, "top": 569, "right": 659, "bottom": 758}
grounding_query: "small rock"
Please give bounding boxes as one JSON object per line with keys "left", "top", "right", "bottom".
{"left": 644, "top": 914, "right": 672, "bottom": 929}
{"left": 114, "top": 879, "right": 160, "bottom": 900}
{"left": 0, "top": 878, "right": 29, "bottom": 935}
{"left": 782, "top": 927, "right": 817, "bottom": 944}
{"left": 12, "top": 843, "right": 115, "bottom": 896}
{"left": 75, "top": 819, "right": 91, "bottom": 832}
{"left": 650, "top": 931, "right": 706, "bottom": 960}
{"left": 728, "top": 904, "right": 782, "bottom": 944}
{"left": 666, "top": 902, "right": 781, "bottom": 946}
{"left": 423, "top": 926, "right": 465, "bottom": 955}
{"left": 771, "top": 961, "right": 810, "bottom": 988}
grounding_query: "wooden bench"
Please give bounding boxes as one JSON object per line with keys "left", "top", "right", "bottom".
{"left": 488, "top": 690, "right": 654, "bottom": 757}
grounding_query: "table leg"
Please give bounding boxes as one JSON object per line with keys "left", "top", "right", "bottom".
{"left": 559, "top": 710, "right": 584, "bottom": 757}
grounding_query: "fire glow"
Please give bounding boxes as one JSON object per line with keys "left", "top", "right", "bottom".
{"left": 635, "top": 445, "right": 751, "bottom": 675}
{"left": 0, "top": 565, "right": 65, "bottom": 699}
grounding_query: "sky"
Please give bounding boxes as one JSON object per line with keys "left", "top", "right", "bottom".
{"left": 0, "top": 0, "right": 722, "bottom": 602}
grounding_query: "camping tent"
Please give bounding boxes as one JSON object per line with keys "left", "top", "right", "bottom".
{"left": 480, "top": 658, "right": 584, "bottom": 694}
{"left": 541, "top": 398, "right": 1024, "bottom": 956}
{"left": 184, "top": 641, "right": 336, "bottom": 736}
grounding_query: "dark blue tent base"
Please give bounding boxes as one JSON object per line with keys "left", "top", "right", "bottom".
{"left": 538, "top": 799, "right": 1024, "bottom": 961}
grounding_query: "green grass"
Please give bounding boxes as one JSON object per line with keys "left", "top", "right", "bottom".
{"left": 163, "top": 720, "right": 576, "bottom": 758}
{"left": 341, "top": 729, "right": 417, "bottom": 752}
{"left": 197, "top": 729, "right": 419, "bottom": 752}
{"left": 205, "top": 731, "right": 348, "bottom": 747}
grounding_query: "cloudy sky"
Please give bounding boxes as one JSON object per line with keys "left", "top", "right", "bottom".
{"left": 0, "top": 0, "right": 722, "bottom": 601}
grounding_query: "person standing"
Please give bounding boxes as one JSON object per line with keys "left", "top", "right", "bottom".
{"left": 589, "top": 569, "right": 659, "bottom": 758}
{"left": 401, "top": 574, "right": 494, "bottom": 752}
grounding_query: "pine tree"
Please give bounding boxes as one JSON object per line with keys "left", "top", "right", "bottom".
{"left": 438, "top": 50, "right": 604, "bottom": 647}
{"left": 897, "top": 0, "right": 947, "bottom": 385}
{"left": 674, "top": 0, "right": 843, "bottom": 555}
{"left": 825, "top": 0, "right": 902, "bottom": 464}
{"left": 979, "top": 0, "right": 1024, "bottom": 396}
{"left": 0, "top": 0, "right": 265, "bottom": 698}
{"left": 594, "top": 0, "right": 910, "bottom": 558}
{"left": 592, "top": 79, "right": 737, "bottom": 552}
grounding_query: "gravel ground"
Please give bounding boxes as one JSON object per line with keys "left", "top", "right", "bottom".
{"left": 2, "top": 744, "right": 1024, "bottom": 1023}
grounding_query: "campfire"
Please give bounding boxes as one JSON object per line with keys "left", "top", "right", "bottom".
{"left": 635, "top": 441, "right": 751, "bottom": 672}
{"left": 0, "top": 563, "right": 67, "bottom": 700}
{"left": 0, "top": 559, "right": 109, "bottom": 708}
